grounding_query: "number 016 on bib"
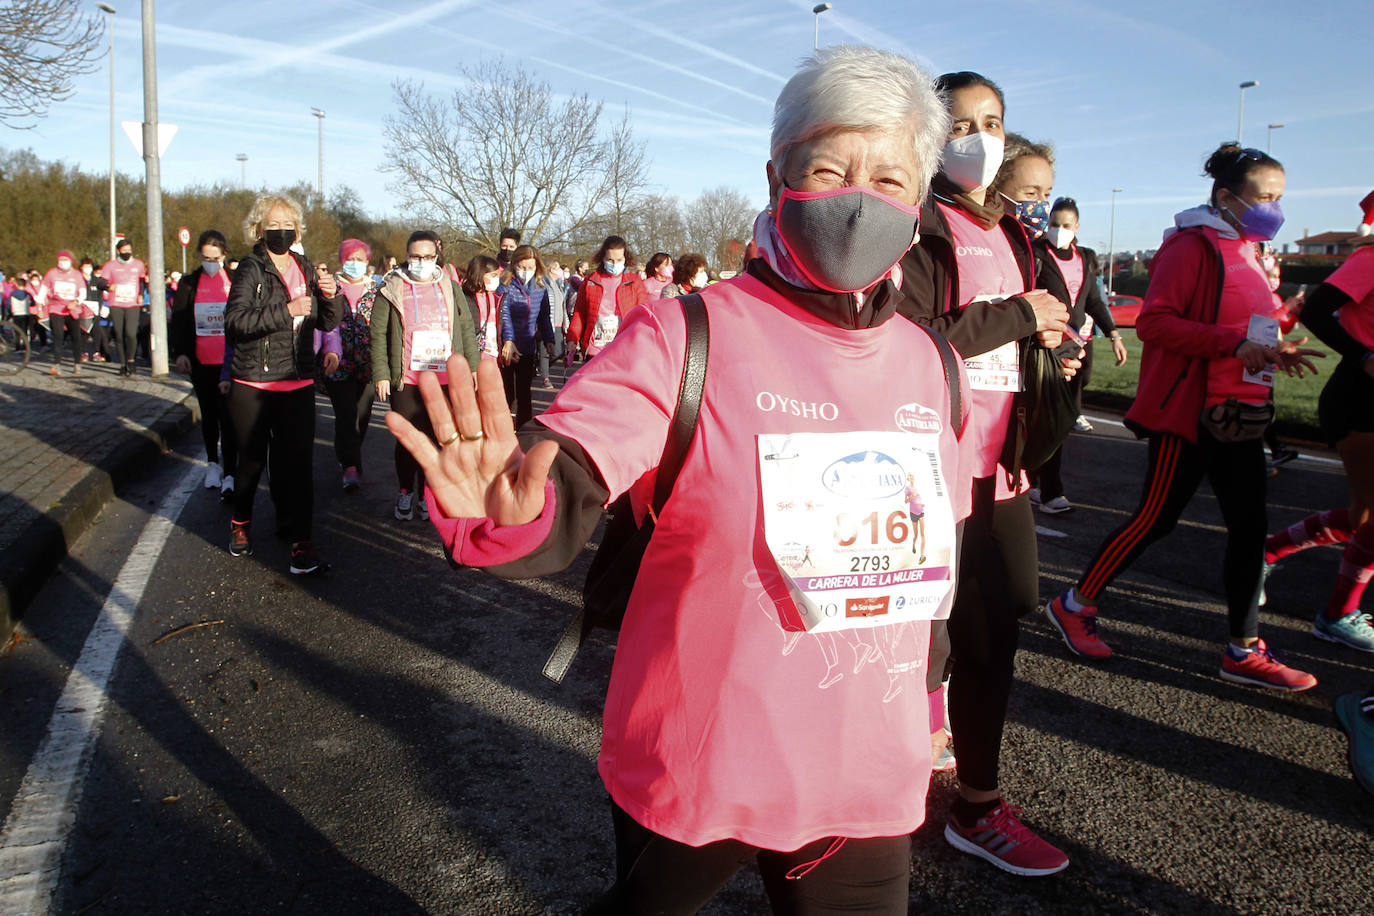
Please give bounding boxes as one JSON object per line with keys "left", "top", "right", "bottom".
{"left": 757, "top": 431, "right": 957, "bottom": 633}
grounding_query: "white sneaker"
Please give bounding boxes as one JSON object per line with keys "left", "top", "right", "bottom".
{"left": 1040, "top": 496, "right": 1074, "bottom": 515}
{"left": 220, "top": 475, "right": 235, "bottom": 500}
{"left": 204, "top": 463, "right": 223, "bottom": 489}
{"left": 1027, "top": 487, "right": 1042, "bottom": 506}
{"left": 417, "top": 496, "right": 429, "bottom": 521}
{"left": 395, "top": 490, "right": 414, "bottom": 521}
{"left": 1074, "top": 415, "right": 1094, "bottom": 432}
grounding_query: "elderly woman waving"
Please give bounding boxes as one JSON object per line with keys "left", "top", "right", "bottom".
{"left": 389, "top": 47, "right": 971, "bottom": 913}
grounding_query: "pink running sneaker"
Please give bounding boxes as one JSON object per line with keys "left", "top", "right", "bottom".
{"left": 1044, "top": 591, "right": 1112, "bottom": 659}
{"left": 944, "top": 800, "right": 1069, "bottom": 877}
{"left": 1219, "top": 639, "right": 1317, "bottom": 691}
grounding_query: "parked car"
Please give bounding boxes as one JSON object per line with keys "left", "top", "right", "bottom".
{"left": 1107, "top": 294, "right": 1143, "bottom": 328}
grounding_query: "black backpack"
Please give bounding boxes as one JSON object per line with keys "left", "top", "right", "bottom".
{"left": 541, "top": 297, "right": 965, "bottom": 682}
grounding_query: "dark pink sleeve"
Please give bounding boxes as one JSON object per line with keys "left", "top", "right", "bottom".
{"left": 424, "top": 481, "right": 557, "bottom": 567}
{"left": 1327, "top": 247, "right": 1374, "bottom": 304}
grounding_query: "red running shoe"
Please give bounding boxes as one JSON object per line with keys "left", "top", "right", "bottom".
{"left": 1044, "top": 591, "right": 1112, "bottom": 659}
{"left": 944, "top": 800, "right": 1069, "bottom": 876}
{"left": 1219, "top": 639, "right": 1316, "bottom": 691}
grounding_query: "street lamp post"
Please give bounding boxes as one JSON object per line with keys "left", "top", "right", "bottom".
{"left": 311, "top": 107, "right": 325, "bottom": 199}
{"left": 236, "top": 152, "right": 247, "bottom": 189}
{"left": 1266, "top": 122, "right": 1285, "bottom": 153}
{"left": 1237, "top": 80, "right": 1258, "bottom": 145}
{"left": 812, "top": 3, "right": 832, "bottom": 51}
{"left": 1108, "top": 188, "right": 1123, "bottom": 295}
{"left": 140, "top": 0, "right": 168, "bottom": 377}
{"left": 97, "top": 3, "right": 116, "bottom": 259}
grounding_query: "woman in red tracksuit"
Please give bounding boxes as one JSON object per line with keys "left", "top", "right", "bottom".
{"left": 566, "top": 235, "right": 648, "bottom": 360}
{"left": 1045, "top": 144, "right": 1321, "bottom": 690}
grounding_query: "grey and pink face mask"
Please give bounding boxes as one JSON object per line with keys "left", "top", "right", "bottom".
{"left": 774, "top": 185, "right": 921, "bottom": 294}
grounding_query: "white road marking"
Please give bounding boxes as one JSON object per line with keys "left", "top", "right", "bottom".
{"left": 0, "top": 461, "right": 201, "bottom": 915}
{"left": 1036, "top": 525, "right": 1069, "bottom": 539}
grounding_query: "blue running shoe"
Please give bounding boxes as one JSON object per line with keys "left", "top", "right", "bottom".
{"left": 1313, "top": 611, "right": 1374, "bottom": 653}
{"left": 1335, "top": 690, "right": 1374, "bottom": 797}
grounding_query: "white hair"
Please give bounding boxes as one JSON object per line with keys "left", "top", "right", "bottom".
{"left": 242, "top": 193, "right": 306, "bottom": 245}
{"left": 771, "top": 46, "right": 949, "bottom": 202}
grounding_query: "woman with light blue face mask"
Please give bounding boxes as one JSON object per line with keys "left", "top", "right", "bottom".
{"left": 319, "top": 238, "right": 381, "bottom": 491}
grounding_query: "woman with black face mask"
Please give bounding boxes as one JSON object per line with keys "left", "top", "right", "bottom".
{"left": 224, "top": 193, "right": 344, "bottom": 575}
{"left": 1046, "top": 144, "right": 1322, "bottom": 689}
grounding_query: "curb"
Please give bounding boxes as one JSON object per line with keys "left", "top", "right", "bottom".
{"left": 0, "top": 392, "right": 200, "bottom": 649}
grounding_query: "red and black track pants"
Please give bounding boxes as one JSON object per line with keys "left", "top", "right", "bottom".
{"left": 1076, "top": 430, "right": 1267, "bottom": 640}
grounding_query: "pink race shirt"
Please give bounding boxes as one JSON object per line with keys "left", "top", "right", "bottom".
{"left": 399, "top": 277, "right": 451, "bottom": 387}
{"left": 1206, "top": 238, "right": 1275, "bottom": 406}
{"left": 193, "top": 270, "right": 232, "bottom": 365}
{"left": 238, "top": 258, "right": 313, "bottom": 392}
{"left": 539, "top": 274, "right": 973, "bottom": 850}
{"left": 1054, "top": 249, "right": 1085, "bottom": 311}
{"left": 1328, "top": 245, "right": 1374, "bottom": 350}
{"left": 100, "top": 258, "right": 147, "bottom": 308}
{"left": 942, "top": 202, "right": 1027, "bottom": 497}
{"left": 41, "top": 267, "right": 86, "bottom": 317}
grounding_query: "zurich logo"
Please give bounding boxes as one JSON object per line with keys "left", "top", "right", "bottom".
{"left": 822, "top": 451, "right": 906, "bottom": 500}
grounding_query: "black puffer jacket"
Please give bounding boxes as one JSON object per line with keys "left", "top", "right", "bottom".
{"left": 225, "top": 244, "right": 344, "bottom": 383}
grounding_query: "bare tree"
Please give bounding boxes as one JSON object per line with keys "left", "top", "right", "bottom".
{"left": 683, "top": 186, "right": 757, "bottom": 270}
{"left": 0, "top": 0, "right": 106, "bottom": 128}
{"left": 382, "top": 61, "right": 650, "bottom": 252}
{"left": 623, "top": 193, "right": 687, "bottom": 259}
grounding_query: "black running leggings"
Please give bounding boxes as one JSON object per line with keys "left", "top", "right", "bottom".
{"left": 229, "top": 382, "right": 315, "bottom": 542}
{"left": 1075, "top": 430, "right": 1267, "bottom": 640}
{"left": 191, "top": 363, "right": 236, "bottom": 473}
{"left": 500, "top": 355, "right": 537, "bottom": 429}
{"left": 585, "top": 803, "right": 912, "bottom": 915}
{"left": 325, "top": 377, "right": 375, "bottom": 470}
{"left": 110, "top": 307, "right": 140, "bottom": 366}
{"left": 390, "top": 382, "right": 444, "bottom": 493}
{"left": 50, "top": 315, "right": 87, "bottom": 367}
{"left": 947, "top": 480, "right": 1039, "bottom": 793}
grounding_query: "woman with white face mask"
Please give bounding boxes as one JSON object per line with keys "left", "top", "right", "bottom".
{"left": 897, "top": 70, "right": 1073, "bottom": 878}
{"left": 370, "top": 230, "right": 480, "bottom": 522}
{"left": 41, "top": 250, "right": 88, "bottom": 376}
{"left": 642, "top": 252, "right": 674, "bottom": 300}
{"left": 659, "top": 252, "right": 709, "bottom": 299}
{"left": 496, "top": 244, "right": 555, "bottom": 428}
{"left": 1027, "top": 196, "right": 1128, "bottom": 514}
{"left": 461, "top": 254, "right": 503, "bottom": 364}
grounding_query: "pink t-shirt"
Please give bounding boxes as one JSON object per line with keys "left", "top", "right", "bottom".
{"left": 193, "top": 270, "right": 232, "bottom": 365}
{"left": 942, "top": 203, "right": 1027, "bottom": 498}
{"left": 100, "top": 258, "right": 147, "bottom": 308}
{"left": 1205, "top": 238, "right": 1274, "bottom": 406}
{"left": 1053, "top": 249, "right": 1085, "bottom": 312}
{"left": 643, "top": 275, "right": 670, "bottom": 300}
{"left": 1328, "top": 245, "right": 1374, "bottom": 350}
{"left": 585, "top": 276, "right": 621, "bottom": 358}
{"left": 399, "top": 277, "right": 451, "bottom": 387}
{"left": 42, "top": 267, "right": 86, "bottom": 317}
{"left": 238, "top": 258, "right": 314, "bottom": 392}
{"left": 339, "top": 277, "right": 370, "bottom": 313}
{"left": 539, "top": 273, "right": 973, "bottom": 850}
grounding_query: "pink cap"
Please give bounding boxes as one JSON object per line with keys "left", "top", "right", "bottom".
{"left": 338, "top": 238, "right": 371, "bottom": 263}
{"left": 57, "top": 250, "right": 74, "bottom": 261}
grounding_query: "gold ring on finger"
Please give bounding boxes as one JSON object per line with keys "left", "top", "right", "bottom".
{"left": 438, "top": 431, "right": 460, "bottom": 448}
{"left": 460, "top": 431, "right": 485, "bottom": 442}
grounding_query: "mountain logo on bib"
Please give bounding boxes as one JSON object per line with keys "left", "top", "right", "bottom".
{"left": 822, "top": 451, "right": 905, "bottom": 500}
{"left": 894, "top": 403, "right": 942, "bottom": 435}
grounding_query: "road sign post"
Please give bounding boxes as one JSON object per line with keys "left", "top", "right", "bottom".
{"left": 178, "top": 226, "right": 189, "bottom": 274}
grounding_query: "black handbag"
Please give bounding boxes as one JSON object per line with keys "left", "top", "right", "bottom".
{"left": 1013, "top": 339, "right": 1080, "bottom": 473}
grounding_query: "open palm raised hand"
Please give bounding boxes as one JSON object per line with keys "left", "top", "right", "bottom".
{"left": 385, "top": 357, "right": 560, "bottom": 525}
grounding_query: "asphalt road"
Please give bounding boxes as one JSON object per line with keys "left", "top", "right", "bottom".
{"left": 2, "top": 387, "right": 1371, "bottom": 915}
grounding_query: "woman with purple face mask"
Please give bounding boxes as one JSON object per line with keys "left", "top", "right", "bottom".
{"left": 1046, "top": 143, "right": 1323, "bottom": 689}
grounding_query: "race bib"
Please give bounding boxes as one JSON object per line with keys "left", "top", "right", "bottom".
{"left": 52, "top": 280, "right": 77, "bottom": 301}
{"left": 114, "top": 281, "right": 138, "bottom": 303}
{"left": 963, "top": 340, "right": 1022, "bottom": 392}
{"left": 409, "top": 328, "right": 451, "bottom": 372}
{"left": 1243, "top": 314, "right": 1280, "bottom": 387}
{"left": 194, "top": 300, "right": 225, "bottom": 337}
{"left": 1080, "top": 313, "right": 1095, "bottom": 339}
{"left": 757, "top": 430, "right": 956, "bottom": 633}
{"left": 592, "top": 313, "right": 619, "bottom": 347}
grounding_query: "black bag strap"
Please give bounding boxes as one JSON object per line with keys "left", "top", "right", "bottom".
{"left": 541, "top": 294, "right": 709, "bottom": 683}
{"left": 917, "top": 324, "right": 965, "bottom": 440}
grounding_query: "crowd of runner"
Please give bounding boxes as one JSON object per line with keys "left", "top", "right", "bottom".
{"left": 3, "top": 43, "right": 1371, "bottom": 914}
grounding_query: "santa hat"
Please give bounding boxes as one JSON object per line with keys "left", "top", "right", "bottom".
{"left": 57, "top": 250, "right": 74, "bottom": 261}
{"left": 1358, "top": 190, "right": 1374, "bottom": 236}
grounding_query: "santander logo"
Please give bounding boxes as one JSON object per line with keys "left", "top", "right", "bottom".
{"left": 894, "top": 402, "right": 942, "bottom": 435}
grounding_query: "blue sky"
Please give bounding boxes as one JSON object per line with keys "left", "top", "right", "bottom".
{"left": 10, "top": 0, "right": 1372, "bottom": 254}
